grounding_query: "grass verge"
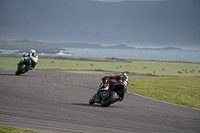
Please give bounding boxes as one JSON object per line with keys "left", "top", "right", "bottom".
{"left": 128, "top": 77, "right": 200, "bottom": 109}
{"left": 0, "top": 125, "right": 50, "bottom": 133}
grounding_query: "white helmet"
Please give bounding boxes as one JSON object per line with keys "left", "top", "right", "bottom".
{"left": 30, "top": 49, "right": 36, "bottom": 57}
{"left": 30, "top": 49, "right": 36, "bottom": 53}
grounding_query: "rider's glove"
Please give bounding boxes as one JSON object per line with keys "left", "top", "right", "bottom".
{"left": 102, "top": 77, "right": 109, "bottom": 84}
{"left": 102, "top": 77, "right": 107, "bottom": 84}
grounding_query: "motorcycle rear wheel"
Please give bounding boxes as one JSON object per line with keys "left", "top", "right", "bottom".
{"left": 101, "top": 91, "right": 117, "bottom": 107}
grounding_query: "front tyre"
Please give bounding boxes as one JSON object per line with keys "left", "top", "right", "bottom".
{"left": 89, "top": 98, "right": 95, "bottom": 105}
{"left": 15, "top": 64, "right": 26, "bottom": 75}
{"left": 101, "top": 91, "right": 117, "bottom": 107}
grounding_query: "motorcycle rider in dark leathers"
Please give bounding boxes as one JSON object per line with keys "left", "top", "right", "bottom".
{"left": 91, "top": 72, "right": 129, "bottom": 102}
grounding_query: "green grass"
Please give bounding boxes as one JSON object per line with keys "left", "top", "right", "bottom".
{"left": 35, "top": 58, "right": 200, "bottom": 76}
{"left": 0, "top": 55, "right": 200, "bottom": 76}
{"left": 128, "top": 77, "right": 200, "bottom": 109}
{"left": 0, "top": 125, "right": 50, "bottom": 133}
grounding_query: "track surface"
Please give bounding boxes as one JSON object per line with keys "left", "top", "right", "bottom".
{"left": 0, "top": 70, "right": 200, "bottom": 133}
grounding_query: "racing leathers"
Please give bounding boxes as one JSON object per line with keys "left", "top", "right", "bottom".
{"left": 21, "top": 52, "right": 38, "bottom": 70}
{"left": 101, "top": 74, "right": 129, "bottom": 101}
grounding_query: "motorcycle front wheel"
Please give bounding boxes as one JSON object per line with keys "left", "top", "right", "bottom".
{"left": 101, "top": 91, "right": 117, "bottom": 107}
{"left": 89, "top": 97, "right": 95, "bottom": 105}
{"left": 15, "top": 64, "right": 26, "bottom": 75}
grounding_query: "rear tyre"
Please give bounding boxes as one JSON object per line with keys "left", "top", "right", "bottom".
{"left": 101, "top": 91, "right": 117, "bottom": 107}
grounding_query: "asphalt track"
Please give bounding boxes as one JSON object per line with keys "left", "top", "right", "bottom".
{"left": 0, "top": 70, "right": 200, "bottom": 133}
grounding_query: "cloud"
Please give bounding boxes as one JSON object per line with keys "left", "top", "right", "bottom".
{"left": 93, "top": 0, "right": 168, "bottom": 2}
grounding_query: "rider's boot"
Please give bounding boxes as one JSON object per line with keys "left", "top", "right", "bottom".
{"left": 29, "top": 67, "right": 35, "bottom": 71}
{"left": 117, "top": 96, "right": 123, "bottom": 102}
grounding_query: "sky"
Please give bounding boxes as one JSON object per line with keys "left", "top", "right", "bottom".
{"left": 94, "top": 0, "right": 168, "bottom": 2}
{"left": 0, "top": 0, "right": 200, "bottom": 47}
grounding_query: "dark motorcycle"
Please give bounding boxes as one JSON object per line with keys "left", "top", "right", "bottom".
{"left": 15, "top": 57, "right": 32, "bottom": 75}
{"left": 89, "top": 79, "right": 125, "bottom": 107}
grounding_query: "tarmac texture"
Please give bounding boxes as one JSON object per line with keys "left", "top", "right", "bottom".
{"left": 0, "top": 70, "right": 200, "bottom": 133}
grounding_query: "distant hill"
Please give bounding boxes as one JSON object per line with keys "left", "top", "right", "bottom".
{"left": 0, "top": 39, "right": 182, "bottom": 54}
{"left": 45, "top": 42, "right": 103, "bottom": 49}
{"left": 0, "top": 39, "right": 60, "bottom": 53}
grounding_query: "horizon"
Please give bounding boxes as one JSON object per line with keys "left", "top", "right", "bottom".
{"left": 1, "top": 39, "right": 200, "bottom": 49}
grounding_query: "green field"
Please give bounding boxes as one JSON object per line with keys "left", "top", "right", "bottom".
{"left": 0, "top": 54, "right": 200, "bottom": 76}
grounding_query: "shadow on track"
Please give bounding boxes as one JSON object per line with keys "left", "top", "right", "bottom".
{"left": 65, "top": 103, "right": 100, "bottom": 107}
{"left": 65, "top": 103, "right": 120, "bottom": 108}
{"left": 0, "top": 72, "right": 36, "bottom": 76}
{"left": 0, "top": 73, "right": 16, "bottom": 76}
